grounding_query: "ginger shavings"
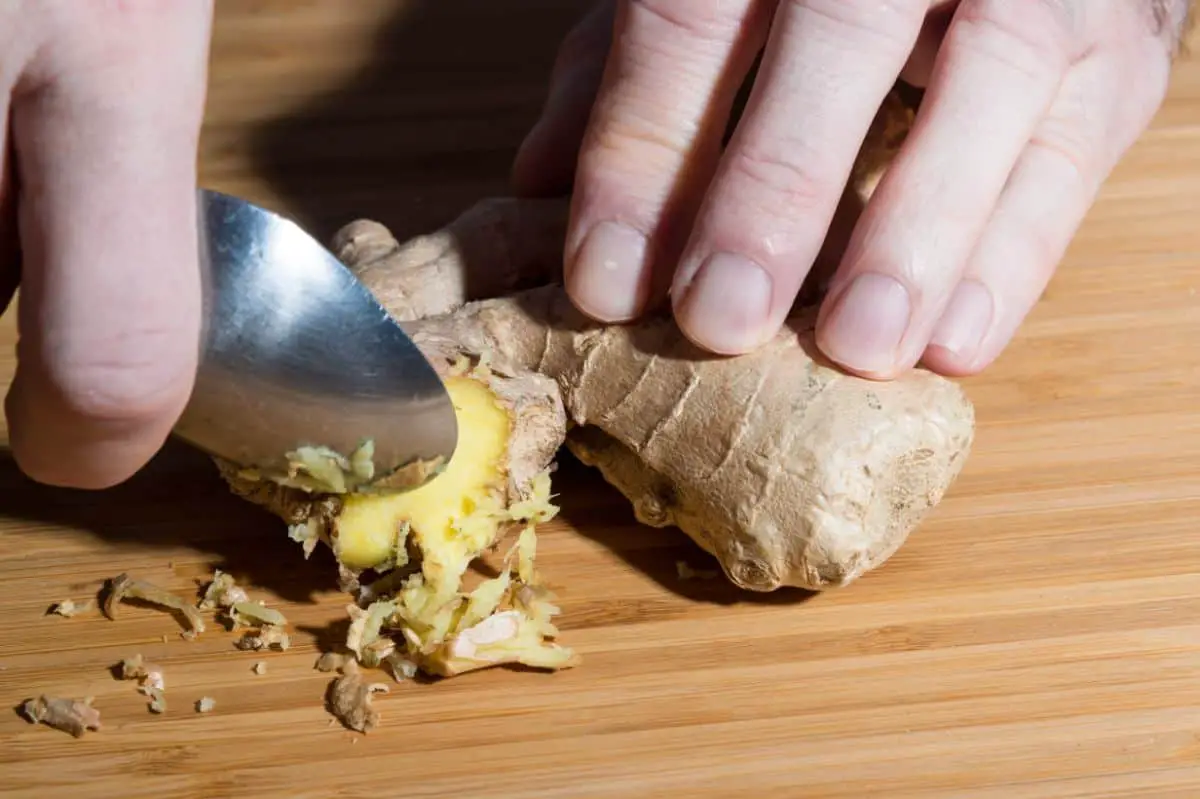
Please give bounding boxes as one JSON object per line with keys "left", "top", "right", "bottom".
{"left": 103, "top": 573, "right": 206, "bottom": 639}
{"left": 333, "top": 463, "right": 575, "bottom": 681}
{"left": 277, "top": 439, "right": 377, "bottom": 495}
{"left": 390, "top": 527, "right": 579, "bottom": 678}
{"left": 20, "top": 695, "right": 102, "bottom": 738}
{"left": 345, "top": 600, "right": 398, "bottom": 668}
{"left": 195, "top": 570, "right": 292, "bottom": 650}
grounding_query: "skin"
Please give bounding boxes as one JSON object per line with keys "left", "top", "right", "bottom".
{"left": 0, "top": 0, "right": 1189, "bottom": 490}
{"left": 512, "top": 0, "right": 1193, "bottom": 377}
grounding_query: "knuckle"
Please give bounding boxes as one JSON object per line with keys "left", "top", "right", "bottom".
{"left": 582, "top": 115, "right": 692, "bottom": 185}
{"left": 784, "top": 0, "right": 927, "bottom": 52}
{"left": 627, "top": 0, "right": 749, "bottom": 43}
{"left": 1028, "top": 126, "right": 1094, "bottom": 190}
{"left": 954, "top": 0, "right": 1075, "bottom": 76}
{"left": 724, "top": 143, "right": 837, "bottom": 215}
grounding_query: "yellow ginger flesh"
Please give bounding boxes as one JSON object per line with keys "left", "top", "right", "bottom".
{"left": 334, "top": 374, "right": 514, "bottom": 581}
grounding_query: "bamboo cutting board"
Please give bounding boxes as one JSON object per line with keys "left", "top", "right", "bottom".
{"left": 3, "top": 2, "right": 1200, "bottom": 796}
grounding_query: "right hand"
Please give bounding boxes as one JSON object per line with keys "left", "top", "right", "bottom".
{"left": 1, "top": 1, "right": 213, "bottom": 489}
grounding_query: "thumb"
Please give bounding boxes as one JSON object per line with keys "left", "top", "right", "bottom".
{"left": 5, "top": 3, "right": 213, "bottom": 489}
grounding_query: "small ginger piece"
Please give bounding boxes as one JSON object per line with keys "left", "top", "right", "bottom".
{"left": 20, "top": 695, "right": 102, "bottom": 738}
{"left": 235, "top": 625, "right": 290, "bottom": 652}
{"left": 117, "top": 654, "right": 167, "bottom": 713}
{"left": 117, "top": 654, "right": 164, "bottom": 687}
{"left": 198, "top": 569, "right": 248, "bottom": 611}
{"left": 141, "top": 686, "right": 167, "bottom": 714}
{"left": 227, "top": 601, "right": 288, "bottom": 628}
{"left": 196, "top": 697, "right": 216, "bottom": 713}
{"left": 48, "top": 598, "right": 94, "bottom": 617}
{"left": 103, "top": 573, "right": 206, "bottom": 637}
{"left": 253, "top": 661, "right": 267, "bottom": 675}
{"left": 327, "top": 661, "right": 389, "bottom": 733}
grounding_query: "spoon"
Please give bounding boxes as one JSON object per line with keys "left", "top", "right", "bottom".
{"left": 172, "top": 189, "right": 458, "bottom": 492}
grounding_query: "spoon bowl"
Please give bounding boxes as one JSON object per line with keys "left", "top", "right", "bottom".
{"left": 172, "top": 189, "right": 458, "bottom": 491}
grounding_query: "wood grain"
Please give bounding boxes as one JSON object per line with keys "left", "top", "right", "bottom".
{"left": 3, "top": 2, "right": 1200, "bottom": 796}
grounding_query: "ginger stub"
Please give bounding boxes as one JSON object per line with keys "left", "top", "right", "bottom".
{"left": 220, "top": 87, "right": 974, "bottom": 683}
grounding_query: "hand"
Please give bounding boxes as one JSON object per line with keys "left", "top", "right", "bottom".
{"left": 1, "top": 2, "right": 213, "bottom": 488}
{"left": 513, "top": 0, "right": 1190, "bottom": 377}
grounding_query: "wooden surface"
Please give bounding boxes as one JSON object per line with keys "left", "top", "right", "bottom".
{"left": 3, "top": 2, "right": 1200, "bottom": 796}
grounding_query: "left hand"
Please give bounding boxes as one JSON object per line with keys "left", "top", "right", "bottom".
{"left": 512, "top": 0, "right": 1191, "bottom": 378}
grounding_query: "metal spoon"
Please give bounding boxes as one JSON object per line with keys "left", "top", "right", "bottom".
{"left": 172, "top": 189, "right": 458, "bottom": 491}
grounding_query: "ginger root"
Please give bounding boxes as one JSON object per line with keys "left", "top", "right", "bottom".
{"left": 219, "top": 88, "right": 972, "bottom": 684}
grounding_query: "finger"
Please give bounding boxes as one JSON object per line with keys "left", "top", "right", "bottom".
{"left": 511, "top": 1, "right": 616, "bottom": 197}
{"left": 922, "top": 48, "right": 1173, "bottom": 374}
{"left": 815, "top": 0, "right": 1075, "bottom": 378}
{"left": 671, "top": 0, "right": 928, "bottom": 354}
{"left": 1, "top": 108, "right": 17, "bottom": 317}
{"left": 563, "top": 0, "right": 772, "bottom": 323}
{"left": 5, "top": 3, "right": 213, "bottom": 489}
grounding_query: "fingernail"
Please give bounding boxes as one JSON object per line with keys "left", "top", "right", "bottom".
{"left": 820, "top": 272, "right": 911, "bottom": 374}
{"left": 929, "top": 279, "right": 994, "bottom": 359}
{"left": 567, "top": 221, "right": 652, "bottom": 321}
{"left": 675, "top": 252, "right": 773, "bottom": 353}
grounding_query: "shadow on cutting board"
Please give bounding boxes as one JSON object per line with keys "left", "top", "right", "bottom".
{"left": 0, "top": 444, "right": 342, "bottom": 604}
{"left": 246, "top": 0, "right": 593, "bottom": 244}
{"left": 549, "top": 452, "right": 817, "bottom": 607}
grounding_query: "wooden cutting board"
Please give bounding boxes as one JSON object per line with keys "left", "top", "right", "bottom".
{"left": 3, "top": 2, "right": 1200, "bottom": 796}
